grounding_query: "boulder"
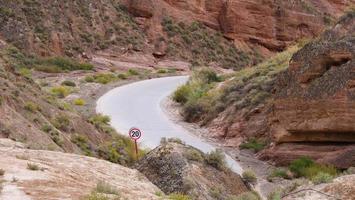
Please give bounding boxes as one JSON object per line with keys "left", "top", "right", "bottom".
{"left": 135, "top": 141, "right": 249, "bottom": 199}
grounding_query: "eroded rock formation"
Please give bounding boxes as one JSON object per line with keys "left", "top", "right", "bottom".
{"left": 125, "top": 0, "right": 350, "bottom": 54}
{"left": 263, "top": 12, "right": 355, "bottom": 168}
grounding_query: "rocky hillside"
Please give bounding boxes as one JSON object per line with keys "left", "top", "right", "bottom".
{"left": 125, "top": 0, "right": 350, "bottom": 56}
{"left": 173, "top": 11, "right": 355, "bottom": 168}
{"left": 0, "top": 0, "right": 350, "bottom": 70}
{"left": 135, "top": 140, "right": 250, "bottom": 200}
{"left": 262, "top": 10, "right": 355, "bottom": 168}
{"left": 0, "top": 0, "right": 255, "bottom": 70}
{"left": 0, "top": 0, "right": 147, "bottom": 57}
{"left": 0, "top": 41, "right": 142, "bottom": 166}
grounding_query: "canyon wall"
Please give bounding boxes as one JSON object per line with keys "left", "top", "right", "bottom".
{"left": 262, "top": 11, "right": 355, "bottom": 168}
{"left": 126, "top": 0, "right": 350, "bottom": 55}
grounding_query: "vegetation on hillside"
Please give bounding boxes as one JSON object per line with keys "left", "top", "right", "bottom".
{"left": 161, "top": 17, "right": 262, "bottom": 69}
{"left": 0, "top": 0, "right": 146, "bottom": 55}
{"left": 3, "top": 46, "right": 93, "bottom": 73}
{"left": 0, "top": 46, "right": 145, "bottom": 167}
{"left": 173, "top": 44, "right": 301, "bottom": 123}
{"left": 288, "top": 157, "right": 338, "bottom": 183}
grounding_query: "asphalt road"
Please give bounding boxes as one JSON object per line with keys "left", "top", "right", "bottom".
{"left": 96, "top": 76, "right": 242, "bottom": 173}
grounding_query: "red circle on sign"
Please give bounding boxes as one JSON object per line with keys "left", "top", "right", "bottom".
{"left": 129, "top": 127, "right": 142, "bottom": 140}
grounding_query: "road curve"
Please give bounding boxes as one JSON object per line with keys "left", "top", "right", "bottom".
{"left": 96, "top": 76, "right": 242, "bottom": 173}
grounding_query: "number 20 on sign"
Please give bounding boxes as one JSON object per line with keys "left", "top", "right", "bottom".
{"left": 129, "top": 127, "right": 142, "bottom": 160}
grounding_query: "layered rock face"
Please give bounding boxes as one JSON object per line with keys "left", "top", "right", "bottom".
{"left": 263, "top": 12, "right": 355, "bottom": 168}
{"left": 0, "top": 139, "right": 161, "bottom": 200}
{"left": 125, "top": 0, "right": 350, "bottom": 54}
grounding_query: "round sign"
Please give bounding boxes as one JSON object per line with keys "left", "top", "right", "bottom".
{"left": 129, "top": 127, "right": 142, "bottom": 140}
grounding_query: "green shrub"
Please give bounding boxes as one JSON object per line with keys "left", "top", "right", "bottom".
{"left": 312, "top": 172, "right": 333, "bottom": 184}
{"left": 18, "top": 68, "right": 32, "bottom": 78}
{"left": 50, "top": 86, "right": 72, "bottom": 98}
{"left": 345, "top": 167, "right": 355, "bottom": 175}
{"left": 267, "top": 190, "right": 282, "bottom": 200}
{"left": 289, "top": 157, "right": 338, "bottom": 180}
{"left": 98, "top": 135, "right": 143, "bottom": 165}
{"left": 84, "top": 74, "right": 117, "bottom": 84}
{"left": 73, "top": 98, "right": 86, "bottom": 106}
{"left": 128, "top": 69, "right": 139, "bottom": 75}
{"left": 98, "top": 142, "right": 122, "bottom": 164}
{"left": 210, "top": 187, "right": 223, "bottom": 199}
{"left": 52, "top": 114, "right": 70, "bottom": 131}
{"left": 88, "top": 114, "right": 115, "bottom": 135}
{"left": 85, "top": 75, "right": 95, "bottom": 82}
{"left": 27, "top": 163, "right": 39, "bottom": 171}
{"left": 205, "top": 149, "right": 226, "bottom": 170}
{"left": 239, "top": 138, "right": 266, "bottom": 152}
{"left": 289, "top": 157, "right": 314, "bottom": 177}
{"left": 167, "top": 137, "right": 184, "bottom": 144}
{"left": 61, "top": 80, "right": 76, "bottom": 87}
{"left": 173, "top": 69, "right": 221, "bottom": 122}
{"left": 185, "top": 149, "right": 204, "bottom": 162}
{"left": 95, "top": 73, "right": 117, "bottom": 84}
{"left": 0, "top": 169, "right": 4, "bottom": 176}
{"left": 36, "top": 57, "right": 93, "bottom": 73}
{"left": 71, "top": 134, "right": 92, "bottom": 156}
{"left": 83, "top": 192, "right": 109, "bottom": 200}
{"left": 168, "top": 193, "right": 191, "bottom": 200}
{"left": 24, "top": 101, "right": 39, "bottom": 112}
{"left": 117, "top": 73, "right": 127, "bottom": 80}
{"left": 89, "top": 114, "right": 110, "bottom": 128}
{"left": 157, "top": 69, "right": 167, "bottom": 73}
{"left": 40, "top": 123, "right": 63, "bottom": 146}
{"left": 267, "top": 168, "right": 289, "bottom": 181}
{"left": 155, "top": 191, "right": 163, "bottom": 197}
{"left": 229, "top": 191, "right": 260, "bottom": 200}
{"left": 242, "top": 170, "right": 257, "bottom": 184}
{"left": 194, "top": 69, "right": 221, "bottom": 83}
{"left": 304, "top": 164, "right": 338, "bottom": 180}
{"left": 173, "top": 85, "right": 191, "bottom": 104}
{"left": 95, "top": 181, "right": 119, "bottom": 195}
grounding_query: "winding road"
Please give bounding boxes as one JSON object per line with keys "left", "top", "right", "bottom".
{"left": 96, "top": 76, "right": 243, "bottom": 174}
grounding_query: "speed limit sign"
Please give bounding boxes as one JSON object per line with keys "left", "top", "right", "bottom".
{"left": 129, "top": 127, "right": 142, "bottom": 140}
{"left": 129, "top": 127, "right": 142, "bottom": 160}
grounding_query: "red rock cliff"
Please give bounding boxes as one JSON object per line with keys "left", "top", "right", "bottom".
{"left": 262, "top": 12, "right": 355, "bottom": 168}
{"left": 125, "top": 0, "right": 351, "bottom": 55}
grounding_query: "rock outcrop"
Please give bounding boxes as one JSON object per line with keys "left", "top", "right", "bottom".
{"left": 284, "top": 174, "right": 355, "bottom": 200}
{"left": 135, "top": 141, "right": 249, "bottom": 200}
{"left": 173, "top": 11, "right": 355, "bottom": 168}
{"left": 125, "top": 0, "right": 350, "bottom": 55}
{"left": 0, "top": 139, "right": 161, "bottom": 200}
{"left": 263, "top": 11, "right": 355, "bottom": 168}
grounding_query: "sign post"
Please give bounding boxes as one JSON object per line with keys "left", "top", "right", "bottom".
{"left": 129, "top": 127, "right": 142, "bottom": 160}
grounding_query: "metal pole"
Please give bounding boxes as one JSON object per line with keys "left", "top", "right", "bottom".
{"left": 135, "top": 140, "right": 138, "bottom": 160}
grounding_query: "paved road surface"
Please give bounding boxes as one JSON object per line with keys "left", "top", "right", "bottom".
{"left": 96, "top": 76, "right": 242, "bottom": 173}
